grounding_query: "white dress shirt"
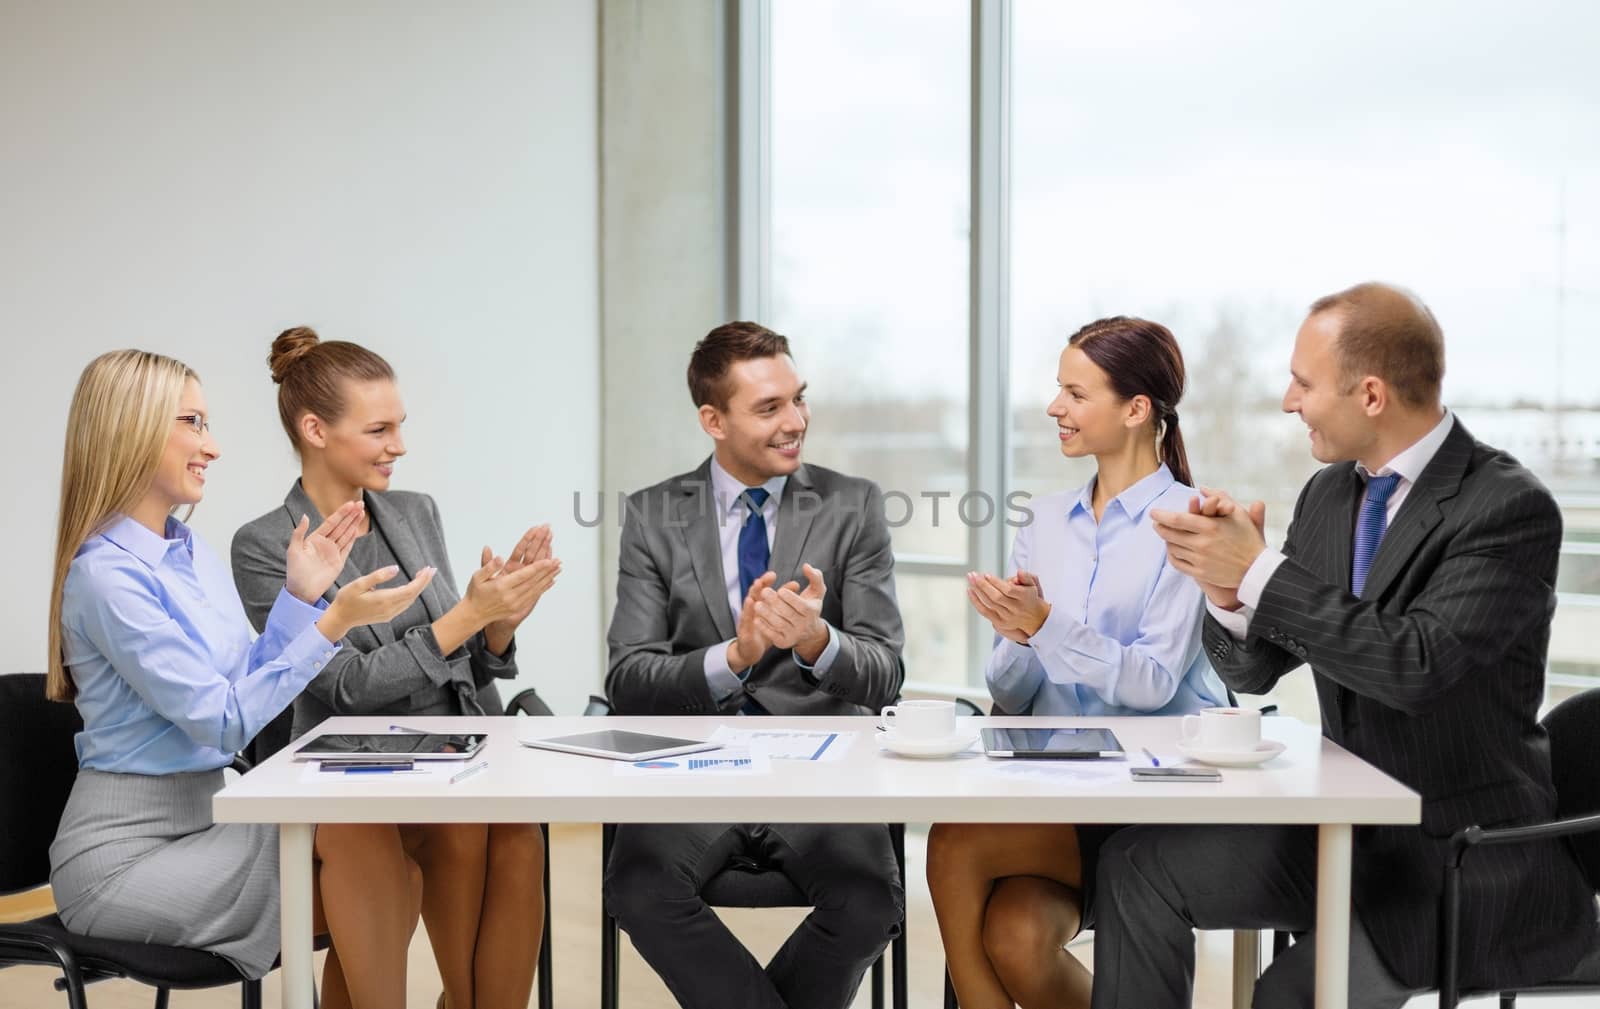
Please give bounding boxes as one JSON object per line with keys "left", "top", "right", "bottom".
{"left": 701, "top": 455, "right": 840, "bottom": 702}
{"left": 1210, "top": 409, "right": 1455, "bottom": 639}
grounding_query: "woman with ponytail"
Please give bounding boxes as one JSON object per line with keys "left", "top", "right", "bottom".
{"left": 47, "top": 351, "right": 432, "bottom": 1004}
{"left": 927, "top": 317, "right": 1228, "bottom": 1009}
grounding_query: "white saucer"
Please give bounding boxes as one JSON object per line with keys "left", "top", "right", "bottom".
{"left": 876, "top": 730, "right": 978, "bottom": 759}
{"left": 1176, "top": 738, "right": 1287, "bottom": 767}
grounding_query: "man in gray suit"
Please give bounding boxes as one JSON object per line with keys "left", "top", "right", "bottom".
{"left": 1093, "top": 283, "right": 1598, "bottom": 1008}
{"left": 603, "top": 321, "right": 906, "bottom": 1009}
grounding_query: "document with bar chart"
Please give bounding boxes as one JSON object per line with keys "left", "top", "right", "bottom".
{"left": 708, "top": 725, "right": 857, "bottom": 762}
{"left": 613, "top": 744, "right": 772, "bottom": 777}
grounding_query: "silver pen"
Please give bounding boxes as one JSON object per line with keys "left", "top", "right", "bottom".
{"left": 1141, "top": 746, "right": 1161, "bottom": 767}
{"left": 449, "top": 761, "right": 489, "bottom": 785}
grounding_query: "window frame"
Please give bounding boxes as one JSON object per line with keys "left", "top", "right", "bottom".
{"left": 732, "top": 0, "right": 1014, "bottom": 691}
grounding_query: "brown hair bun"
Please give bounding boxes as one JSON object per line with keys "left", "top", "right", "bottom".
{"left": 269, "top": 326, "right": 321, "bottom": 384}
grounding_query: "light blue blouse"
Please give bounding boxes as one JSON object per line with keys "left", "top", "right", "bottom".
{"left": 61, "top": 514, "right": 339, "bottom": 774}
{"left": 986, "top": 464, "right": 1229, "bottom": 717}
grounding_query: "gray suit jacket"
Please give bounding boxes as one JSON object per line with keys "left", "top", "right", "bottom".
{"left": 606, "top": 458, "right": 905, "bottom": 716}
{"left": 232, "top": 482, "right": 515, "bottom": 740}
{"left": 1203, "top": 420, "right": 1597, "bottom": 990}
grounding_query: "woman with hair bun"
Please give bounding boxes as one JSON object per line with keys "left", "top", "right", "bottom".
{"left": 47, "top": 349, "right": 433, "bottom": 1006}
{"left": 926, "top": 317, "right": 1229, "bottom": 1009}
{"left": 233, "top": 327, "right": 557, "bottom": 1009}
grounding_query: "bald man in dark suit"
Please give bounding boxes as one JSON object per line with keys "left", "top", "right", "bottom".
{"left": 1099, "top": 283, "right": 1599, "bottom": 1008}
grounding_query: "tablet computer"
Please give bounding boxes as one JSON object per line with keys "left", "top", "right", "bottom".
{"left": 517, "top": 728, "right": 720, "bottom": 762}
{"left": 980, "top": 727, "right": 1125, "bottom": 759}
{"left": 292, "top": 731, "right": 486, "bottom": 762}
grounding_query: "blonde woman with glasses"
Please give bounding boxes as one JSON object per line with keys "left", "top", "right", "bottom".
{"left": 47, "top": 350, "right": 432, "bottom": 1009}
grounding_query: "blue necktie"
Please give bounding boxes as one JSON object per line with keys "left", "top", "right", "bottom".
{"left": 737, "top": 488, "right": 771, "bottom": 600}
{"left": 735, "top": 488, "right": 771, "bottom": 715}
{"left": 1351, "top": 472, "right": 1402, "bottom": 596}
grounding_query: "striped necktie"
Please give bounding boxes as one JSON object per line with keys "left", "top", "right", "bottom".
{"left": 1351, "top": 472, "right": 1402, "bottom": 596}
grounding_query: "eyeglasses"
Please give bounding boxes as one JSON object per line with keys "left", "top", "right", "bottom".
{"left": 176, "top": 414, "right": 212, "bottom": 435}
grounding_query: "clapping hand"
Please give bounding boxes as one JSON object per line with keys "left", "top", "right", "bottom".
{"left": 479, "top": 525, "right": 561, "bottom": 653}
{"left": 966, "top": 569, "right": 1050, "bottom": 643}
{"left": 319, "top": 564, "right": 436, "bottom": 642}
{"left": 727, "top": 572, "right": 777, "bottom": 672}
{"left": 1150, "top": 487, "right": 1267, "bottom": 609}
{"left": 284, "top": 501, "right": 365, "bottom": 604}
{"left": 752, "top": 564, "right": 829, "bottom": 662}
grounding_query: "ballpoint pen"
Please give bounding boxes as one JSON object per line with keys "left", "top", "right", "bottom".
{"left": 450, "top": 761, "right": 489, "bottom": 785}
{"left": 1141, "top": 747, "right": 1161, "bottom": 767}
{"left": 389, "top": 724, "right": 432, "bottom": 734}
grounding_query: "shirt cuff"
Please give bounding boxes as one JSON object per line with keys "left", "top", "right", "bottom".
{"left": 1206, "top": 599, "right": 1254, "bottom": 641}
{"left": 266, "top": 588, "right": 334, "bottom": 646}
{"left": 1024, "top": 603, "right": 1071, "bottom": 657}
{"left": 703, "top": 640, "right": 745, "bottom": 703}
{"left": 281, "top": 620, "right": 342, "bottom": 676}
{"left": 793, "top": 622, "right": 840, "bottom": 680}
{"left": 477, "top": 633, "right": 517, "bottom": 669}
{"left": 1237, "top": 548, "right": 1287, "bottom": 610}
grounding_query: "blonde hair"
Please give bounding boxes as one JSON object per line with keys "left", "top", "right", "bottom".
{"left": 48, "top": 350, "right": 198, "bottom": 701}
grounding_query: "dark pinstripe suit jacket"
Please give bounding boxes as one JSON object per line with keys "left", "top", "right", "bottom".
{"left": 1202, "top": 419, "right": 1597, "bottom": 990}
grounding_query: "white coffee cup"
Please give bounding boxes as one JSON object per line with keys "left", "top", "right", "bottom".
{"left": 880, "top": 699, "right": 957, "bottom": 741}
{"left": 1180, "top": 706, "right": 1262, "bottom": 752}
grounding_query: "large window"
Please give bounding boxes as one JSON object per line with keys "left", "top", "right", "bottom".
{"left": 767, "top": 0, "right": 974, "bottom": 686}
{"left": 752, "top": 0, "right": 1600, "bottom": 707}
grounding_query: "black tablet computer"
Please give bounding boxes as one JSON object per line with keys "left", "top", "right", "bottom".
{"left": 980, "top": 727, "right": 1125, "bottom": 759}
{"left": 292, "top": 732, "right": 486, "bottom": 762}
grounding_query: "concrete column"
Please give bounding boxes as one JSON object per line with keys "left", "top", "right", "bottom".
{"left": 597, "top": 0, "right": 732, "bottom": 633}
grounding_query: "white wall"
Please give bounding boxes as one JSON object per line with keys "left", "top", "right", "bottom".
{"left": 0, "top": 1, "right": 602, "bottom": 716}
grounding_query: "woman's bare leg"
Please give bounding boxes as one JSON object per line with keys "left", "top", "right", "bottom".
{"left": 471, "top": 823, "right": 545, "bottom": 1009}
{"left": 314, "top": 823, "right": 418, "bottom": 1009}
{"left": 926, "top": 823, "right": 1085, "bottom": 1009}
{"left": 404, "top": 823, "right": 489, "bottom": 1009}
{"left": 984, "top": 875, "right": 1092, "bottom": 1009}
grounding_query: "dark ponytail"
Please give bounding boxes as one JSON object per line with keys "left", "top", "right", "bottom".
{"left": 1158, "top": 411, "right": 1191, "bottom": 488}
{"left": 1067, "top": 316, "right": 1194, "bottom": 487}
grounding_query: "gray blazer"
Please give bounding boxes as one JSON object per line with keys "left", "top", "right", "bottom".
{"left": 232, "top": 482, "right": 515, "bottom": 740}
{"left": 606, "top": 458, "right": 905, "bottom": 717}
{"left": 1203, "top": 419, "right": 1597, "bottom": 990}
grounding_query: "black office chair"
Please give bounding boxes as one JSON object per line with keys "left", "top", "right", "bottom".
{"left": 1439, "top": 687, "right": 1600, "bottom": 1008}
{"left": 588, "top": 696, "right": 909, "bottom": 1009}
{"left": 502, "top": 687, "right": 561, "bottom": 1009}
{"left": 0, "top": 673, "right": 276, "bottom": 1009}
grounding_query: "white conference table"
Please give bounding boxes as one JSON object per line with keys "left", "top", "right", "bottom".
{"left": 213, "top": 714, "right": 1419, "bottom": 1009}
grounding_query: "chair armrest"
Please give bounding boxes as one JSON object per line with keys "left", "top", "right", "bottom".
{"left": 1439, "top": 809, "right": 1600, "bottom": 1007}
{"left": 1451, "top": 811, "right": 1600, "bottom": 864}
{"left": 229, "top": 754, "right": 253, "bottom": 774}
{"left": 505, "top": 688, "right": 555, "bottom": 717}
{"left": 582, "top": 696, "right": 613, "bottom": 717}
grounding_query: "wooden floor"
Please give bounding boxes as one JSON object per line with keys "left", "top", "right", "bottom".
{"left": 0, "top": 824, "right": 1586, "bottom": 1008}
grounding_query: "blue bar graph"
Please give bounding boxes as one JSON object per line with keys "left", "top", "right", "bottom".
{"left": 687, "top": 757, "right": 752, "bottom": 771}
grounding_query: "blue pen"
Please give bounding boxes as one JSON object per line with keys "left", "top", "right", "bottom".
{"left": 1141, "top": 747, "right": 1161, "bottom": 768}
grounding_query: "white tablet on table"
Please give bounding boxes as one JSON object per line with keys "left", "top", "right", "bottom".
{"left": 517, "top": 728, "right": 719, "bottom": 762}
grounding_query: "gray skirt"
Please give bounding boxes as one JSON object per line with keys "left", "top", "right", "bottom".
{"left": 49, "top": 768, "right": 281, "bottom": 979}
